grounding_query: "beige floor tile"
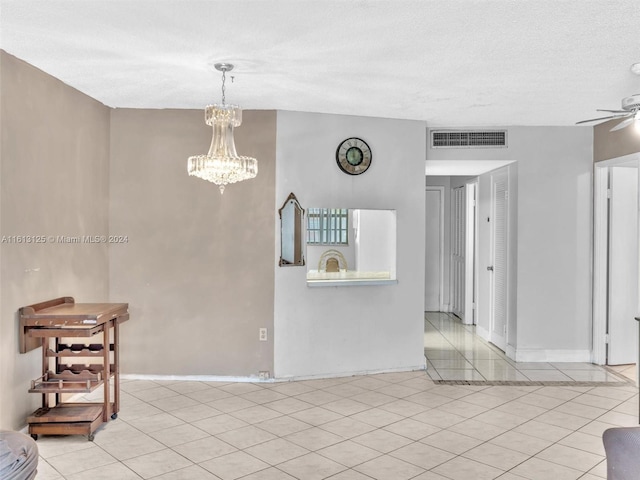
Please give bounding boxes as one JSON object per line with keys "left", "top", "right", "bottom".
{"left": 322, "top": 398, "right": 372, "bottom": 416}
{"left": 64, "top": 461, "right": 141, "bottom": 480}
{"left": 587, "top": 386, "right": 637, "bottom": 401}
{"left": 459, "top": 392, "right": 511, "bottom": 409}
{"left": 383, "top": 417, "right": 441, "bottom": 440}
{"left": 351, "top": 429, "right": 413, "bottom": 453}
{"left": 494, "top": 400, "right": 547, "bottom": 420}
{"left": 596, "top": 410, "right": 639, "bottom": 427}
{"left": 319, "top": 417, "right": 377, "bottom": 439}
{"left": 350, "top": 407, "right": 405, "bottom": 428}
{"left": 255, "top": 415, "right": 311, "bottom": 436}
{"left": 33, "top": 458, "right": 64, "bottom": 480}
{"left": 558, "top": 431, "right": 606, "bottom": 456}
{"left": 240, "top": 467, "right": 297, "bottom": 479}
{"left": 192, "top": 413, "right": 249, "bottom": 435}
{"left": 216, "top": 425, "right": 277, "bottom": 449}
{"left": 462, "top": 442, "right": 530, "bottom": 470}
{"left": 317, "top": 439, "right": 381, "bottom": 468}
{"left": 389, "top": 442, "right": 455, "bottom": 470}
{"left": 245, "top": 438, "right": 309, "bottom": 465}
{"left": 240, "top": 389, "right": 288, "bottom": 405}
{"left": 515, "top": 393, "right": 566, "bottom": 410}
{"left": 404, "top": 392, "right": 452, "bottom": 408}
{"left": 263, "top": 397, "right": 314, "bottom": 414}
{"left": 535, "top": 443, "right": 604, "bottom": 471}
{"left": 373, "top": 383, "right": 421, "bottom": 398}
{"left": 435, "top": 369, "right": 487, "bottom": 381}
{"left": 324, "top": 469, "right": 375, "bottom": 480}
{"left": 127, "top": 411, "right": 185, "bottom": 433}
{"left": 436, "top": 399, "right": 489, "bottom": 418}
{"left": 534, "top": 386, "right": 582, "bottom": 401}
{"left": 510, "top": 457, "right": 582, "bottom": 480}
{"left": 322, "top": 383, "right": 370, "bottom": 398}
{"left": 285, "top": 426, "right": 345, "bottom": 450}
{"left": 379, "top": 399, "right": 429, "bottom": 417}
{"left": 289, "top": 406, "right": 344, "bottom": 425}
{"left": 171, "top": 403, "right": 222, "bottom": 422}
{"left": 278, "top": 452, "right": 347, "bottom": 480}
{"left": 267, "top": 382, "right": 317, "bottom": 396}
{"left": 149, "top": 423, "right": 210, "bottom": 447}
{"left": 534, "top": 410, "right": 592, "bottom": 430}
{"left": 588, "top": 459, "right": 608, "bottom": 478}
{"left": 200, "top": 451, "right": 270, "bottom": 480}
{"left": 420, "top": 430, "right": 483, "bottom": 454}
{"left": 172, "top": 435, "right": 237, "bottom": 463}
{"left": 411, "top": 471, "right": 452, "bottom": 480}
{"left": 152, "top": 464, "right": 220, "bottom": 479}
{"left": 219, "top": 383, "right": 265, "bottom": 394}
{"left": 411, "top": 409, "right": 466, "bottom": 428}
{"left": 207, "top": 396, "right": 257, "bottom": 413}
{"left": 35, "top": 434, "right": 99, "bottom": 459}
{"left": 129, "top": 386, "right": 181, "bottom": 402}
{"left": 349, "top": 391, "right": 397, "bottom": 407}
{"left": 230, "top": 405, "right": 283, "bottom": 424}
{"left": 431, "top": 456, "right": 504, "bottom": 480}
{"left": 165, "top": 381, "right": 214, "bottom": 394}
{"left": 98, "top": 431, "right": 166, "bottom": 460}
{"left": 115, "top": 401, "right": 165, "bottom": 421}
{"left": 294, "top": 390, "right": 343, "bottom": 406}
{"left": 123, "top": 448, "right": 192, "bottom": 479}
{"left": 447, "top": 418, "right": 508, "bottom": 441}
{"left": 150, "top": 394, "right": 200, "bottom": 412}
{"left": 489, "top": 430, "right": 553, "bottom": 456}
{"left": 512, "top": 420, "right": 573, "bottom": 442}
{"left": 186, "top": 388, "right": 233, "bottom": 403}
{"left": 353, "top": 454, "right": 426, "bottom": 480}
{"left": 553, "top": 401, "right": 608, "bottom": 420}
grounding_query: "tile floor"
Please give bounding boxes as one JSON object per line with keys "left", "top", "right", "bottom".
{"left": 424, "top": 312, "right": 636, "bottom": 384}
{"left": 32, "top": 313, "right": 638, "bottom": 480}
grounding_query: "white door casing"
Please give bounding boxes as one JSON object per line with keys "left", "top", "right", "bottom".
{"left": 425, "top": 187, "right": 444, "bottom": 311}
{"left": 608, "top": 166, "right": 639, "bottom": 365}
{"left": 489, "top": 170, "right": 508, "bottom": 352}
{"left": 464, "top": 182, "right": 477, "bottom": 325}
{"left": 451, "top": 186, "right": 465, "bottom": 319}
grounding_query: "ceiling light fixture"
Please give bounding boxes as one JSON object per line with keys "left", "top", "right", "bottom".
{"left": 631, "top": 63, "right": 640, "bottom": 75}
{"left": 187, "top": 63, "right": 257, "bottom": 194}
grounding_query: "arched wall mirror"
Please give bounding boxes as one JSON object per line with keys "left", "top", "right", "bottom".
{"left": 279, "top": 193, "right": 305, "bottom": 267}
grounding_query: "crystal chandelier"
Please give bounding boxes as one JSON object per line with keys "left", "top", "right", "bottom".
{"left": 187, "top": 63, "right": 257, "bottom": 194}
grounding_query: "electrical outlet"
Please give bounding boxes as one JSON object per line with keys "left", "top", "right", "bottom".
{"left": 259, "top": 371, "right": 270, "bottom": 380}
{"left": 259, "top": 328, "right": 268, "bottom": 341}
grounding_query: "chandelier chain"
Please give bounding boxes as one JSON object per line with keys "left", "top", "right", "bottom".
{"left": 221, "top": 69, "right": 226, "bottom": 106}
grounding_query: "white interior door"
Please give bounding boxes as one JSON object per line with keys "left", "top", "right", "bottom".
{"left": 608, "top": 166, "right": 639, "bottom": 365}
{"left": 464, "top": 182, "right": 477, "bottom": 325}
{"left": 425, "top": 187, "right": 443, "bottom": 311}
{"left": 489, "top": 170, "right": 508, "bottom": 351}
{"left": 451, "top": 187, "right": 465, "bottom": 319}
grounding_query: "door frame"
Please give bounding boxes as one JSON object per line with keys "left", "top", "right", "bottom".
{"left": 593, "top": 153, "right": 640, "bottom": 365}
{"left": 489, "top": 169, "right": 509, "bottom": 352}
{"left": 464, "top": 181, "right": 478, "bottom": 325}
{"left": 426, "top": 186, "right": 445, "bottom": 312}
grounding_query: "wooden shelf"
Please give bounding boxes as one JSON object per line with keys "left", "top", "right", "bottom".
{"left": 28, "top": 404, "right": 103, "bottom": 424}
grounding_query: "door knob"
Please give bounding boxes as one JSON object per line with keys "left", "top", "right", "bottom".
{"left": 487, "top": 266, "right": 494, "bottom": 271}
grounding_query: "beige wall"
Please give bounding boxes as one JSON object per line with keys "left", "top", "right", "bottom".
{"left": 594, "top": 119, "right": 640, "bottom": 161}
{"left": 0, "top": 51, "right": 110, "bottom": 430}
{"left": 109, "top": 109, "right": 276, "bottom": 377}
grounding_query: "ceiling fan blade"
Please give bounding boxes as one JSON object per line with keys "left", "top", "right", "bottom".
{"left": 576, "top": 115, "right": 625, "bottom": 125}
{"left": 596, "top": 109, "right": 629, "bottom": 114}
{"left": 609, "top": 116, "right": 635, "bottom": 132}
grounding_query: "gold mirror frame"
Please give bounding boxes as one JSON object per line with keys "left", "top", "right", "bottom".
{"left": 279, "top": 193, "right": 305, "bottom": 267}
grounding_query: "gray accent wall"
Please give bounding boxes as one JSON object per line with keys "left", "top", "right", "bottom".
{"left": 109, "top": 108, "right": 276, "bottom": 377}
{"left": 0, "top": 51, "right": 110, "bottom": 430}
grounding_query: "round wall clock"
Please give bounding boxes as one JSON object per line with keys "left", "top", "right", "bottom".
{"left": 336, "top": 137, "right": 372, "bottom": 175}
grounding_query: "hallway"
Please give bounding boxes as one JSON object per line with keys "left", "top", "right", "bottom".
{"left": 424, "top": 312, "right": 633, "bottom": 385}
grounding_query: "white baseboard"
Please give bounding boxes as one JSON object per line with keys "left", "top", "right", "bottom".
{"left": 505, "top": 344, "right": 517, "bottom": 361}
{"left": 121, "top": 373, "right": 275, "bottom": 383}
{"left": 121, "top": 363, "right": 428, "bottom": 384}
{"left": 514, "top": 349, "right": 592, "bottom": 363}
{"left": 274, "top": 364, "right": 427, "bottom": 382}
{"left": 475, "top": 325, "right": 490, "bottom": 342}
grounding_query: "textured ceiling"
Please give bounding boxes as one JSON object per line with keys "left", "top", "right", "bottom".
{"left": 1, "top": 0, "right": 639, "bottom": 127}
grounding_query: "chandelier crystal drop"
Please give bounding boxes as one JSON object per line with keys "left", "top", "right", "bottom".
{"left": 187, "top": 63, "right": 257, "bottom": 194}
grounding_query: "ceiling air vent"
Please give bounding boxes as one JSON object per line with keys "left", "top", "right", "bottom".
{"left": 431, "top": 130, "right": 507, "bottom": 148}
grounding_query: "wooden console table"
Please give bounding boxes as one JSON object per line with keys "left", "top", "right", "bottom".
{"left": 19, "top": 297, "right": 129, "bottom": 441}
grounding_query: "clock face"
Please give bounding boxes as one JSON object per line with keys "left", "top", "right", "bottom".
{"left": 336, "top": 137, "right": 372, "bottom": 175}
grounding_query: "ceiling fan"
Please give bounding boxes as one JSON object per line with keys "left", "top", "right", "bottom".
{"left": 576, "top": 94, "right": 640, "bottom": 131}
